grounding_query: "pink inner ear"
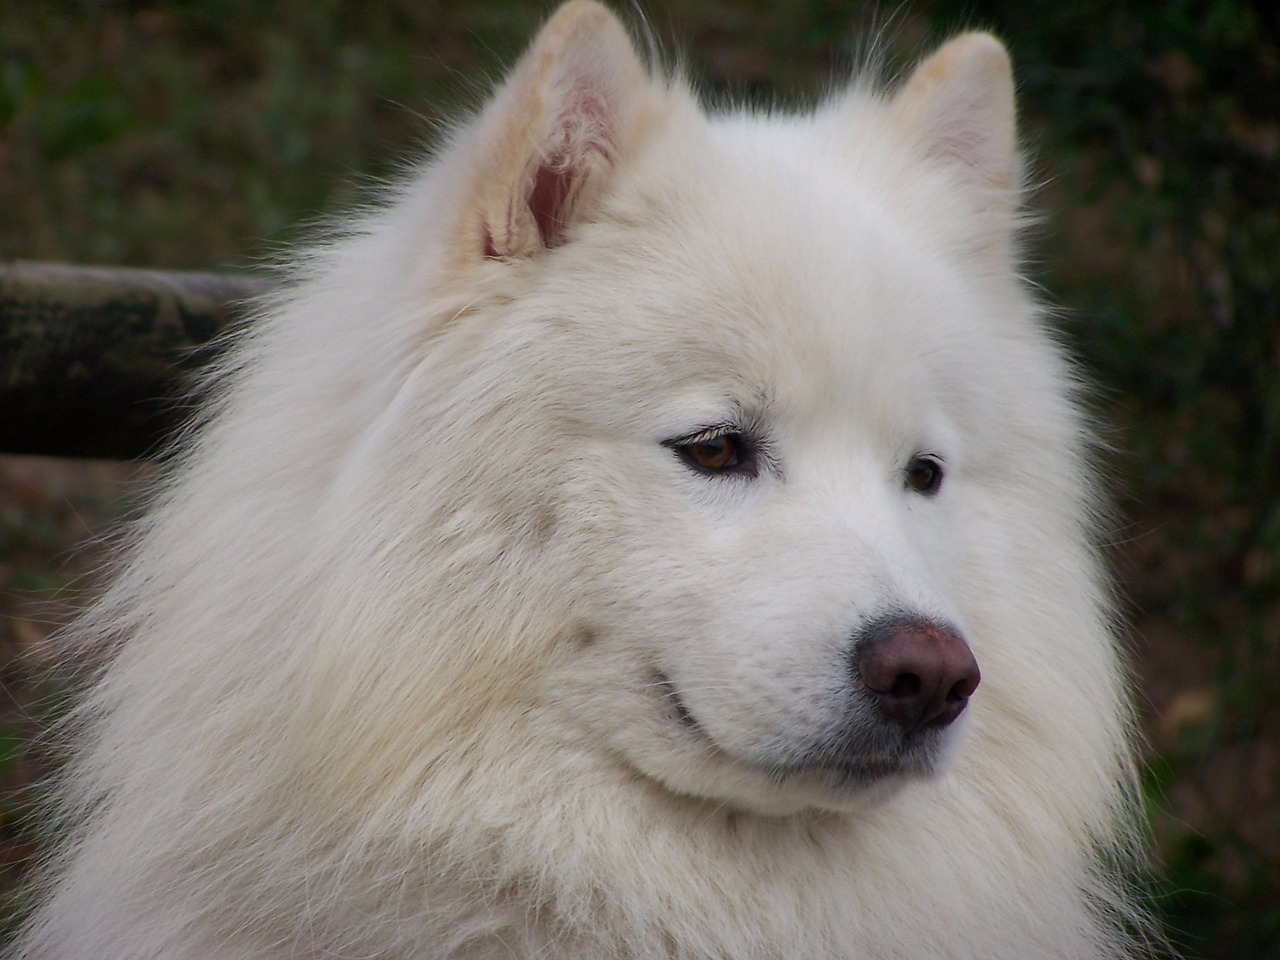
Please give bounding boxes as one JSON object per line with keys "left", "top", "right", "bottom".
{"left": 528, "top": 159, "right": 575, "bottom": 249}
{"left": 526, "top": 83, "right": 616, "bottom": 249}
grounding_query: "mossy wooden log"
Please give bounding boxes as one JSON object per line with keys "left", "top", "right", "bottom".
{"left": 1, "top": 261, "right": 272, "bottom": 459}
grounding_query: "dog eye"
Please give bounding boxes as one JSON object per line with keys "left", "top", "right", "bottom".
{"left": 905, "top": 456, "right": 944, "bottom": 495}
{"left": 666, "top": 429, "right": 760, "bottom": 477}
{"left": 680, "top": 435, "right": 742, "bottom": 472}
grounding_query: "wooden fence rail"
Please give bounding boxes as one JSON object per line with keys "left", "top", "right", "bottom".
{"left": 1, "top": 262, "right": 271, "bottom": 459}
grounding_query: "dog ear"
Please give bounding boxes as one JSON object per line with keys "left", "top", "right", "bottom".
{"left": 890, "top": 33, "right": 1018, "bottom": 198}
{"left": 454, "top": 0, "right": 654, "bottom": 262}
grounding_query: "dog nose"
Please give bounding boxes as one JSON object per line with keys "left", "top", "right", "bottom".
{"left": 854, "top": 619, "right": 980, "bottom": 731}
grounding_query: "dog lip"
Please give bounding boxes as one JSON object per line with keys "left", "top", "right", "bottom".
{"left": 770, "top": 734, "right": 940, "bottom": 785}
{"left": 825, "top": 760, "right": 908, "bottom": 783}
{"left": 650, "top": 675, "right": 918, "bottom": 782}
{"left": 654, "top": 670, "right": 703, "bottom": 734}
{"left": 773, "top": 757, "right": 907, "bottom": 786}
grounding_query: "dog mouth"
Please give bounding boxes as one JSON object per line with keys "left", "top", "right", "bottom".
{"left": 652, "top": 670, "right": 916, "bottom": 787}
{"left": 768, "top": 754, "right": 915, "bottom": 787}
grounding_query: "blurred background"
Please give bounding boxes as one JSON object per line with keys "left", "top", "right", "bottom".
{"left": 1, "top": 1, "right": 1276, "bottom": 956}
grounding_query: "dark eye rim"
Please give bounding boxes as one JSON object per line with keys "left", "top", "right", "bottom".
{"left": 904, "top": 454, "right": 945, "bottom": 495}
{"left": 664, "top": 426, "right": 761, "bottom": 478}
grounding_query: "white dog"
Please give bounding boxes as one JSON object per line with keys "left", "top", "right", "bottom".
{"left": 10, "top": 3, "right": 1147, "bottom": 957}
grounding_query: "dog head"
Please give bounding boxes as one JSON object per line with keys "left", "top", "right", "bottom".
{"left": 316, "top": 3, "right": 1097, "bottom": 818}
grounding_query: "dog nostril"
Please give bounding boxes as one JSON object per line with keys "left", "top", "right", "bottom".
{"left": 854, "top": 617, "right": 980, "bottom": 731}
{"left": 888, "top": 673, "right": 921, "bottom": 699}
{"left": 947, "top": 674, "right": 979, "bottom": 702}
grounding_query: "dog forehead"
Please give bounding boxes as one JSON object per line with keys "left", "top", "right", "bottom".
{"left": 613, "top": 137, "right": 963, "bottom": 372}
{"left": 500, "top": 107, "right": 982, "bottom": 433}
{"left": 675, "top": 122, "right": 959, "bottom": 313}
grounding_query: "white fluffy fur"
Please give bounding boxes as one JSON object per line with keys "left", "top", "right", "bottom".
{"left": 10, "top": 4, "right": 1146, "bottom": 957}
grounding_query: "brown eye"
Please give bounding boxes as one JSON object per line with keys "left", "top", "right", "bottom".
{"left": 682, "top": 435, "right": 740, "bottom": 472}
{"left": 665, "top": 426, "right": 761, "bottom": 478}
{"left": 905, "top": 456, "right": 944, "bottom": 495}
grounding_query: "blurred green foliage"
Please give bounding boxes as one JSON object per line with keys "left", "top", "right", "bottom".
{"left": 1, "top": 2, "right": 1277, "bottom": 957}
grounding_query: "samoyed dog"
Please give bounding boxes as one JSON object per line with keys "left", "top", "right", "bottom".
{"left": 11, "top": 3, "right": 1146, "bottom": 958}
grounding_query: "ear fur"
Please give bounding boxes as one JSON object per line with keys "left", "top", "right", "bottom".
{"left": 454, "top": 0, "right": 654, "bottom": 262}
{"left": 891, "top": 32, "right": 1019, "bottom": 198}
